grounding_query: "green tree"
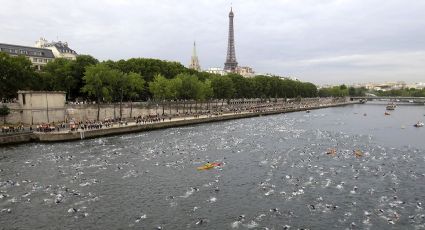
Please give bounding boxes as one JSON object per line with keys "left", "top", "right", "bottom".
{"left": 108, "top": 69, "right": 145, "bottom": 119}
{"left": 81, "top": 63, "right": 115, "bottom": 120}
{"left": 348, "top": 87, "right": 356, "bottom": 96}
{"left": 200, "top": 79, "right": 214, "bottom": 110}
{"left": 108, "top": 70, "right": 132, "bottom": 119}
{"left": 110, "top": 58, "right": 190, "bottom": 100}
{"left": 71, "top": 55, "right": 99, "bottom": 98}
{"left": 0, "top": 105, "right": 10, "bottom": 124}
{"left": 126, "top": 72, "right": 145, "bottom": 117}
{"left": 301, "top": 82, "right": 318, "bottom": 97}
{"left": 149, "top": 74, "right": 170, "bottom": 115}
{"left": 167, "top": 77, "right": 183, "bottom": 114}
{"left": 40, "top": 56, "right": 98, "bottom": 100}
{"left": 42, "top": 58, "right": 75, "bottom": 99}
{"left": 211, "top": 75, "right": 234, "bottom": 106}
{"left": 176, "top": 74, "right": 202, "bottom": 112}
{"left": 252, "top": 76, "right": 271, "bottom": 99}
{"left": 319, "top": 86, "right": 348, "bottom": 97}
{"left": 281, "top": 79, "right": 296, "bottom": 98}
{"left": 0, "top": 52, "right": 37, "bottom": 99}
{"left": 269, "top": 77, "right": 282, "bottom": 99}
{"left": 228, "top": 73, "right": 250, "bottom": 98}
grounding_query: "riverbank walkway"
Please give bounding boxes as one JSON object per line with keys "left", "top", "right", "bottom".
{"left": 1, "top": 99, "right": 357, "bottom": 145}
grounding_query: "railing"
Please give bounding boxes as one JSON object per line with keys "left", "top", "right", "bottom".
{"left": 351, "top": 96, "right": 425, "bottom": 100}
{"left": 1, "top": 127, "right": 33, "bottom": 136}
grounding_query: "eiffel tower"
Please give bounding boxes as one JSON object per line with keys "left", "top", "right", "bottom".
{"left": 224, "top": 7, "right": 238, "bottom": 72}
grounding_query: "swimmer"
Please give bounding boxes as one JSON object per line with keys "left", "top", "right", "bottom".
{"left": 354, "top": 150, "right": 363, "bottom": 158}
{"left": 327, "top": 148, "right": 337, "bottom": 156}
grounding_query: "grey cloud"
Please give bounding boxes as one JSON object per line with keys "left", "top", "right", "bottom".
{"left": 1, "top": 0, "right": 424, "bottom": 84}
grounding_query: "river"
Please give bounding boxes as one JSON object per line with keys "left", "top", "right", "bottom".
{"left": 1, "top": 102, "right": 424, "bottom": 229}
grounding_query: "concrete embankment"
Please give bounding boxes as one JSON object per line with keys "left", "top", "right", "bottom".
{"left": 0, "top": 132, "right": 37, "bottom": 146}
{"left": 0, "top": 101, "right": 358, "bottom": 145}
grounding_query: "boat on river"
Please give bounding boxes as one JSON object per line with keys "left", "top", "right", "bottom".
{"left": 386, "top": 103, "right": 396, "bottom": 110}
{"left": 414, "top": 122, "right": 424, "bottom": 127}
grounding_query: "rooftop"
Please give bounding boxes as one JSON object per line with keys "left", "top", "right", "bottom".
{"left": 0, "top": 43, "right": 55, "bottom": 58}
{"left": 17, "top": 90, "right": 66, "bottom": 94}
{"left": 40, "top": 40, "right": 77, "bottom": 54}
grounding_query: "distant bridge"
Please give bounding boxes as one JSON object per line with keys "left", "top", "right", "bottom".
{"left": 350, "top": 96, "right": 425, "bottom": 103}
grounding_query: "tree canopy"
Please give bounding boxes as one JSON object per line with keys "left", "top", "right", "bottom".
{"left": 0, "top": 52, "right": 38, "bottom": 99}
{"left": 318, "top": 85, "right": 367, "bottom": 97}
{"left": 374, "top": 88, "right": 425, "bottom": 97}
{"left": 0, "top": 105, "right": 10, "bottom": 124}
{"left": 0, "top": 51, "right": 321, "bottom": 102}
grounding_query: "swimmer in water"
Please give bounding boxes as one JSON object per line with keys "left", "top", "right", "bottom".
{"left": 354, "top": 150, "right": 363, "bottom": 158}
{"left": 327, "top": 148, "right": 337, "bottom": 156}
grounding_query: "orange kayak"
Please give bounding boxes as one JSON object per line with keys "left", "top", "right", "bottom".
{"left": 197, "top": 162, "right": 222, "bottom": 170}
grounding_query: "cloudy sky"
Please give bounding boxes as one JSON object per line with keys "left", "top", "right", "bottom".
{"left": 2, "top": 0, "right": 425, "bottom": 84}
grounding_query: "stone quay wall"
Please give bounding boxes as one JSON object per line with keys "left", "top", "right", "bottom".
{"left": 37, "top": 100, "right": 357, "bottom": 143}
{"left": 0, "top": 132, "right": 37, "bottom": 146}
{"left": 1, "top": 103, "right": 22, "bottom": 124}
{"left": 3, "top": 98, "right": 343, "bottom": 125}
{"left": 0, "top": 99, "right": 356, "bottom": 146}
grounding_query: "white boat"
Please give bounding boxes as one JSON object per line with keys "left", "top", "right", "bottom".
{"left": 414, "top": 122, "right": 424, "bottom": 127}
{"left": 386, "top": 103, "right": 396, "bottom": 110}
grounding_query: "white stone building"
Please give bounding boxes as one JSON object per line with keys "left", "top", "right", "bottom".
{"left": 205, "top": 67, "right": 226, "bottom": 75}
{"left": 35, "top": 38, "right": 78, "bottom": 60}
{"left": 236, "top": 66, "right": 255, "bottom": 77}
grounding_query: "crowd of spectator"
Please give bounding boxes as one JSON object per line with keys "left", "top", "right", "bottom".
{"left": 2, "top": 98, "right": 349, "bottom": 134}
{"left": 1, "top": 124, "right": 25, "bottom": 134}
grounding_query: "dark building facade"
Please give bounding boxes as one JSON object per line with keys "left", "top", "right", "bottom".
{"left": 0, "top": 43, "right": 55, "bottom": 70}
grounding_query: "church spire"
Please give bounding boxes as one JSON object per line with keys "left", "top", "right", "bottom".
{"left": 192, "top": 41, "right": 197, "bottom": 57}
{"left": 189, "top": 41, "right": 201, "bottom": 71}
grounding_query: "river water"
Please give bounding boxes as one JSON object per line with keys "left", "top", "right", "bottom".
{"left": 1, "top": 103, "right": 425, "bottom": 229}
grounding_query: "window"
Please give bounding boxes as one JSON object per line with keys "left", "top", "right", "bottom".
{"left": 22, "top": 94, "right": 26, "bottom": 105}
{"left": 44, "top": 59, "right": 47, "bottom": 63}
{"left": 33, "top": 57, "right": 37, "bottom": 62}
